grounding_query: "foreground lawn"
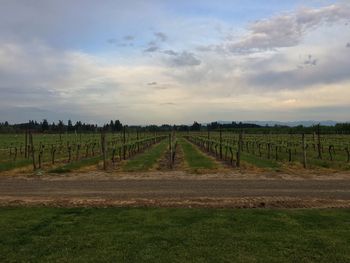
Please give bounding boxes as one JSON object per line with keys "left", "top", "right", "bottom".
{"left": 122, "top": 140, "right": 168, "bottom": 172}
{"left": 180, "top": 138, "right": 219, "bottom": 171}
{"left": 1, "top": 207, "right": 349, "bottom": 263}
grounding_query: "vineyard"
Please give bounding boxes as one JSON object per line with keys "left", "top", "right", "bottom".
{"left": 1, "top": 129, "right": 350, "bottom": 263}
{"left": 1, "top": 129, "right": 350, "bottom": 174}
{"left": 186, "top": 130, "right": 350, "bottom": 170}
{"left": 0, "top": 130, "right": 166, "bottom": 173}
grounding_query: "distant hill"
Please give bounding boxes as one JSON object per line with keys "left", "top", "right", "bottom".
{"left": 207, "top": 120, "right": 339, "bottom": 127}
{"left": 242, "top": 120, "right": 339, "bottom": 127}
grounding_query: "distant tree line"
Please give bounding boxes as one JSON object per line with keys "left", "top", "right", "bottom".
{"left": 204, "top": 121, "right": 350, "bottom": 134}
{"left": 0, "top": 120, "right": 349, "bottom": 134}
{"left": 0, "top": 120, "right": 118, "bottom": 133}
{"left": 185, "top": 121, "right": 350, "bottom": 134}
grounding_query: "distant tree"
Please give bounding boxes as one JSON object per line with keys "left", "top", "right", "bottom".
{"left": 109, "top": 120, "right": 114, "bottom": 132}
{"left": 50, "top": 122, "right": 57, "bottom": 132}
{"left": 208, "top": 122, "right": 219, "bottom": 130}
{"left": 74, "top": 121, "right": 82, "bottom": 133}
{"left": 67, "top": 120, "right": 74, "bottom": 132}
{"left": 114, "top": 120, "right": 123, "bottom": 132}
{"left": 57, "top": 120, "right": 65, "bottom": 133}
{"left": 41, "top": 119, "right": 49, "bottom": 132}
{"left": 191, "top": 121, "right": 201, "bottom": 131}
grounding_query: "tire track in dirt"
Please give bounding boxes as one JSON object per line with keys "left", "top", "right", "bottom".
{"left": 1, "top": 197, "right": 350, "bottom": 209}
{"left": 1, "top": 176, "right": 350, "bottom": 208}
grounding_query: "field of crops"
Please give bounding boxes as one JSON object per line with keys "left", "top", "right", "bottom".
{"left": 0, "top": 131, "right": 166, "bottom": 173}
{"left": 1, "top": 131, "right": 350, "bottom": 263}
{"left": 1, "top": 130, "right": 350, "bottom": 173}
{"left": 186, "top": 131, "right": 350, "bottom": 170}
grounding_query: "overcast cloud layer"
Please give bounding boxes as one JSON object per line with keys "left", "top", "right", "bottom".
{"left": 0, "top": 0, "right": 350, "bottom": 124}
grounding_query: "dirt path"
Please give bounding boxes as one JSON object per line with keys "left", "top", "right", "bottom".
{"left": 1, "top": 172, "right": 350, "bottom": 208}
{"left": 157, "top": 139, "right": 186, "bottom": 171}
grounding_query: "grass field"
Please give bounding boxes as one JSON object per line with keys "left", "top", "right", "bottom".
{"left": 179, "top": 138, "right": 219, "bottom": 171}
{"left": 0, "top": 207, "right": 349, "bottom": 262}
{"left": 122, "top": 140, "right": 168, "bottom": 172}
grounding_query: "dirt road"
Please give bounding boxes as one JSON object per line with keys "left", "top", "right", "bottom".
{"left": 1, "top": 172, "right": 350, "bottom": 208}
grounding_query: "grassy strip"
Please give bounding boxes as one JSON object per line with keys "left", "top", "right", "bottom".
{"left": 0, "top": 159, "right": 32, "bottom": 172}
{"left": 241, "top": 152, "right": 282, "bottom": 170}
{"left": 0, "top": 207, "right": 349, "bottom": 262}
{"left": 180, "top": 138, "right": 218, "bottom": 170}
{"left": 307, "top": 158, "right": 350, "bottom": 170}
{"left": 48, "top": 156, "right": 101, "bottom": 173}
{"left": 241, "top": 151, "right": 350, "bottom": 171}
{"left": 122, "top": 140, "right": 168, "bottom": 172}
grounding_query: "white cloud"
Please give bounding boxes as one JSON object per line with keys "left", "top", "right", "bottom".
{"left": 166, "top": 51, "right": 201, "bottom": 67}
{"left": 203, "top": 4, "right": 350, "bottom": 54}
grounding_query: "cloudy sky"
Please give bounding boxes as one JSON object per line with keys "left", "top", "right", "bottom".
{"left": 1, "top": 0, "right": 350, "bottom": 124}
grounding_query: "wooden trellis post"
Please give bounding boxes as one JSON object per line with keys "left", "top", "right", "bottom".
{"left": 123, "top": 126, "right": 126, "bottom": 160}
{"left": 101, "top": 132, "right": 107, "bottom": 170}
{"left": 219, "top": 127, "right": 223, "bottom": 159}
{"left": 13, "top": 147, "right": 17, "bottom": 161}
{"left": 111, "top": 148, "right": 116, "bottom": 167}
{"left": 137, "top": 129, "right": 140, "bottom": 152}
{"left": 24, "top": 130, "right": 28, "bottom": 158}
{"left": 207, "top": 127, "right": 210, "bottom": 152}
{"left": 267, "top": 143, "right": 271, "bottom": 159}
{"left": 317, "top": 124, "right": 322, "bottom": 159}
{"left": 288, "top": 148, "right": 292, "bottom": 162}
{"left": 29, "top": 132, "right": 36, "bottom": 170}
{"left": 345, "top": 147, "right": 350, "bottom": 163}
{"left": 67, "top": 146, "right": 72, "bottom": 163}
{"left": 169, "top": 133, "right": 173, "bottom": 168}
{"left": 51, "top": 145, "right": 56, "bottom": 164}
{"left": 237, "top": 131, "right": 242, "bottom": 167}
{"left": 302, "top": 133, "right": 307, "bottom": 168}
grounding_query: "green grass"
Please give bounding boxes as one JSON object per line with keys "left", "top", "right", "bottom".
{"left": 122, "top": 140, "right": 168, "bottom": 172}
{"left": 0, "top": 159, "right": 32, "bottom": 172}
{"left": 180, "top": 138, "right": 218, "bottom": 171}
{"left": 241, "top": 152, "right": 282, "bottom": 170}
{"left": 48, "top": 156, "right": 101, "bottom": 173}
{"left": 307, "top": 157, "right": 350, "bottom": 170}
{"left": 0, "top": 207, "right": 349, "bottom": 262}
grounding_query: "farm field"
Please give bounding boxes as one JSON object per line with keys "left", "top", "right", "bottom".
{"left": 1, "top": 131, "right": 350, "bottom": 262}
{"left": 0, "top": 132, "right": 166, "bottom": 173}
{"left": 186, "top": 131, "right": 350, "bottom": 171}
{"left": 0, "top": 207, "right": 349, "bottom": 263}
{"left": 0, "top": 131, "right": 350, "bottom": 176}
{"left": 1, "top": 131, "right": 350, "bottom": 174}
{"left": 122, "top": 139, "right": 168, "bottom": 172}
{"left": 179, "top": 137, "right": 222, "bottom": 172}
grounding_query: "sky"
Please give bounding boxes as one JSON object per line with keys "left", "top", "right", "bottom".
{"left": 0, "top": 0, "right": 350, "bottom": 125}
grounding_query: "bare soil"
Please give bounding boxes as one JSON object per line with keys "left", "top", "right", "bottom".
{"left": 1, "top": 171, "right": 350, "bottom": 208}
{"left": 156, "top": 141, "right": 185, "bottom": 171}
